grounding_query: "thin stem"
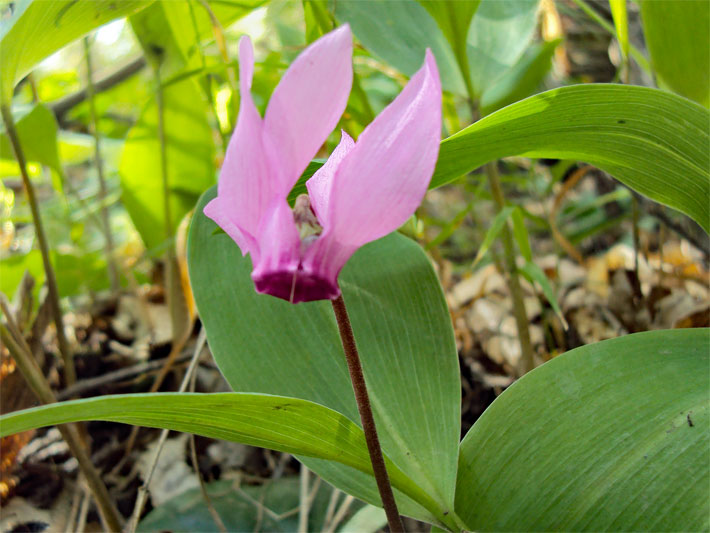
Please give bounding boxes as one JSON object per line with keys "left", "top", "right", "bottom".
{"left": 0, "top": 310, "right": 122, "bottom": 531}
{"left": 1, "top": 104, "right": 76, "bottom": 387}
{"left": 155, "top": 73, "right": 172, "bottom": 241}
{"left": 83, "top": 36, "right": 119, "bottom": 292}
{"left": 569, "top": 0, "right": 651, "bottom": 74}
{"left": 486, "top": 162, "right": 535, "bottom": 375}
{"left": 330, "top": 295, "right": 405, "bottom": 533}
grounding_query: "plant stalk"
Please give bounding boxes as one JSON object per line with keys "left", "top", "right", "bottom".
{"left": 1, "top": 104, "right": 76, "bottom": 387}
{"left": 330, "top": 294, "right": 405, "bottom": 533}
{"left": 83, "top": 36, "right": 120, "bottom": 292}
{"left": 0, "top": 316, "right": 122, "bottom": 531}
{"left": 486, "top": 162, "right": 535, "bottom": 374}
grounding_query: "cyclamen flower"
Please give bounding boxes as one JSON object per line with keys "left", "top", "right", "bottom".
{"left": 205, "top": 25, "right": 441, "bottom": 303}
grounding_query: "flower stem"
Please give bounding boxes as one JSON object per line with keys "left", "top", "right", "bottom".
{"left": 0, "top": 104, "right": 76, "bottom": 387}
{"left": 330, "top": 295, "right": 405, "bottom": 533}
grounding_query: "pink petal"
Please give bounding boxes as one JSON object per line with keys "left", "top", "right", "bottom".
{"left": 264, "top": 25, "right": 353, "bottom": 195}
{"left": 305, "top": 130, "right": 355, "bottom": 228}
{"left": 203, "top": 197, "right": 257, "bottom": 257}
{"left": 204, "top": 36, "right": 275, "bottom": 258}
{"left": 251, "top": 198, "right": 301, "bottom": 295}
{"left": 302, "top": 50, "right": 442, "bottom": 287}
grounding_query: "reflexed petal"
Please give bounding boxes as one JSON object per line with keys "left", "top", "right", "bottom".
{"left": 203, "top": 197, "right": 256, "bottom": 257}
{"left": 306, "top": 130, "right": 354, "bottom": 228}
{"left": 264, "top": 25, "right": 353, "bottom": 194}
{"left": 323, "top": 49, "right": 441, "bottom": 247}
{"left": 205, "top": 36, "right": 275, "bottom": 257}
{"left": 302, "top": 50, "right": 441, "bottom": 291}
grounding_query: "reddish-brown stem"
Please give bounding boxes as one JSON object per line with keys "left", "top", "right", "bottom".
{"left": 330, "top": 294, "right": 405, "bottom": 533}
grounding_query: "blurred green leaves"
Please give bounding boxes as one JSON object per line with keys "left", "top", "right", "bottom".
{"left": 119, "top": 78, "right": 215, "bottom": 252}
{"left": 0, "top": 0, "right": 152, "bottom": 103}
{"left": 0, "top": 104, "right": 61, "bottom": 178}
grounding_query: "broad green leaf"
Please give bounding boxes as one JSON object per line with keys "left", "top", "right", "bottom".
{"left": 188, "top": 187, "right": 461, "bottom": 528}
{"left": 472, "top": 206, "right": 515, "bottom": 267}
{"left": 609, "top": 0, "right": 629, "bottom": 61}
{"left": 479, "top": 39, "right": 560, "bottom": 115}
{"left": 0, "top": 104, "right": 61, "bottom": 177}
{"left": 119, "top": 78, "right": 215, "bottom": 251}
{"left": 334, "top": 0, "right": 466, "bottom": 94}
{"left": 139, "top": 477, "right": 353, "bottom": 533}
{"left": 0, "top": 0, "right": 152, "bottom": 103}
{"left": 466, "top": 0, "right": 539, "bottom": 98}
{"left": 519, "top": 260, "right": 567, "bottom": 329}
{"left": 433, "top": 85, "right": 710, "bottom": 233}
{"left": 456, "top": 328, "right": 710, "bottom": 531}
{"left": 640, "top": 0, "right": 709, "bottom": 108}
{"left": 418, "top": 0, "right": 481, "bottom": 96}
{"left": 0, "top": 392, "right": 441, "bottom": 527}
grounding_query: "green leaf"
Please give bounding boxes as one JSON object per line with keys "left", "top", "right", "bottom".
{"left": 479, "top": 39, "right": 561, "bottom": 116}
{"left": 0, "top": 392, "right": 442, "bottom": 528}
{"left": 0, "top": 104, "right": 61, "bottom": 177}
{"left": 188, "top": 187, "right": 461, "bottom": 528}
{"left": 609, "top": 0, "right": 629, "bottom": 61}
{"left": 455, "top": 328, "right": 710, "bottom": 531}
{"left": 433, "top": 84, "right": 710, "bottom": 233}
{"left": 472, "top": 206, "right": 515, "bottom": 267}
{"left": 0, "top": 0, "right": 152, "bottom": 103}
{"left": 518, "top": 260, "right": 567, "bottom": 329}
{"left": 119, "top": 78, "right": 215, "bottom": 251}
{"left": 0, "top": 392, "right": 400, "bottom": 486}
{"left": 640, "top": 0, "right": 709, "bottom": 107}
{"left": 466, "top": 0, "right": 539, "bottom": 98}
{"left": 303, "top": 0, "right": 333, "bottom": 43}
{"left": 418, "top": 0, "right": 481, "bottom": 96}
{"left": 334, "top": 0, "right": 466, "bottom": 94}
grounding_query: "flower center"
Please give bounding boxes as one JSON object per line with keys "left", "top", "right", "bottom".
{"left": 292, "top": 194, "right": 322, "bottom": 251}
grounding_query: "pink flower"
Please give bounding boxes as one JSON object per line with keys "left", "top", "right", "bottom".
{"left": 204, "top": 26, "right": 442, "bottom": 303}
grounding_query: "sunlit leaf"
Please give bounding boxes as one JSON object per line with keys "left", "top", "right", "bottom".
{"left": 0, "top": 0, "right": 151, "bottom": 103}
{"left": 0, "top": 104, "right": 61, "bottom": 177}
{"left": 434, "top": 85, "right": 710, "bottom": 233}
{"left": 609, "top": 0, "right": 629, "bottom": 61}
{"left": 119, "top": 78, "right": 215, "bottom": 251}
{"left": 0, "top": 391, "right": 437, "bottom": 525}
